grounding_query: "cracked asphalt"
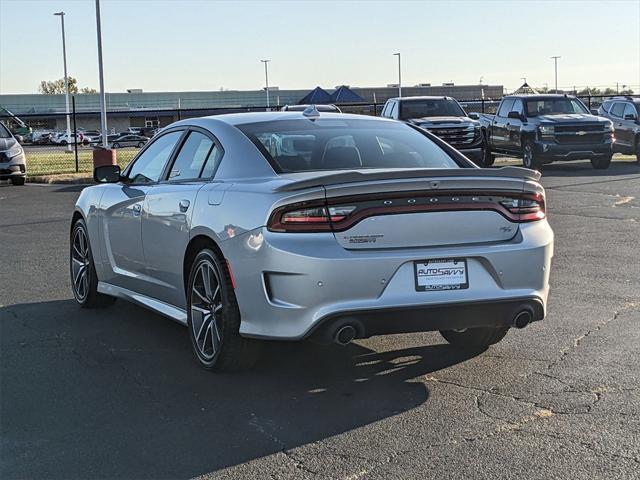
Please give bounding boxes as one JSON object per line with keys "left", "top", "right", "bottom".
{"left": 1, "top": 158, "right": 639, "bottom": 479}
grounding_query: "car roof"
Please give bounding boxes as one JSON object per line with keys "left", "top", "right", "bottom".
{"left": 505, "top": 94, "right": 577, "bottom": 100}
{"left": 175, "top": 111, "right": 394, "bottom": 127}
{"left": 387, "top": 96, "right": 451, "bottom": 102}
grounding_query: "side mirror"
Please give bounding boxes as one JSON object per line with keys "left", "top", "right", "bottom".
{"left": 468, "top": 112, "right": 480, "bottom": 120}
{"left": 94, "top": 164, "right": 121, "bottom": 183}
{"left": 507, "top": 111, "right": 522, "bottom": 120}
{"left": 14, "top": 134, "right": 24, "bottom": 143}
{"left": 624, "top": 113, "right": 637, "bottom": 121}
{"left": 590, "top": 109, "right": 599, "bottom": 115}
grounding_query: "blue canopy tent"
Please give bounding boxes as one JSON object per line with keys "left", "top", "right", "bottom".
{"left": 329, "top": 85, "right": 364, "bottom": 103}
{"left": 297, "top": 87, "right": 332, "bottom": 105}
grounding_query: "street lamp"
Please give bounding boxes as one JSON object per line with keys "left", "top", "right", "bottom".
{"left": 53, "top": 11, "right": 72, "bottom": 152}
{"left": 94, "top": 0, "right": 108, "bottom": 148}
{"left": 393, "top": 53, "right": 402, "bottom": 98}
{"left": 260, "top": 59, "right": 270, "bottom": 109}
{"left": 551, "top": 56, "right": 561, "bottom": 93}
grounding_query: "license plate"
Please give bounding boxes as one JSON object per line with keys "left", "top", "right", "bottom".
{"left": 414, "top": 258, "right": 469, "bottom": 291}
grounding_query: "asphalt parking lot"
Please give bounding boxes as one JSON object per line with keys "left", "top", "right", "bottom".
{"left": 1, "top": 160, "right": 639, "bottom": 480}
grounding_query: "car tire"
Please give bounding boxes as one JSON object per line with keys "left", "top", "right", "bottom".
{"left": 440, "top": 326, "right": 509, "bottom": 348}
{"left": 112, "top": 142, "right": 120, "bottom": 149}
{"left": 70, "top": 219, "right": 116, "bottom": 308}
{"left": 481, "top": 135, "right": 495, "bottom": 167}
{"left": 635, "top": 137, "right": 640, "bottom": 165}
{"left": 137, "top": 142, "right": 144, "bottom": 148}
{"left": 61, "top": 140, "right": 68, "bottom": 146}
{"left": 522, "top": 140, "right": 542, "bottom": 170}
{"left": 11, "top": 177, "right": 25, "bottom": 186}
{"left": 591, "top": 155, "right": 612, "bottom": 170}
{"left": 187, "top": 248, "right": 260, "bottom": 372}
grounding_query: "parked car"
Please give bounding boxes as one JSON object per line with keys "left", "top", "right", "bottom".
{"left": 71, "top": 111, "right": 554, "bottom": 372}
{"left": 381, "top": 96, "right": 485, "bottom": 164}
{"left": 111, "top": 134, "right": 149, "bottom": 148}
{"left": 281, "top": 104, "right": 342, "bottom": 113}
{"left": 90, "top": 133, "right": 122, "bottom": 146}
{"left": 478, "top": 94, "right": 614, "bottom": 170}
{"left": 597, "top": 96, "right": 640, "bottom": 163}
{"left": 0, "top": 122, "right": 27, "bottom": 185}
{"left": 31, "top": 131, "right": 54, "bottom": 145}
{"left": 52, "top": 132, "right": 85, "bottom": 145}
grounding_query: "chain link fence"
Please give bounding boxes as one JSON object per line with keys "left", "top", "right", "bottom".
{"left": 3, "top": 93, "right": 638, "bottom": 177}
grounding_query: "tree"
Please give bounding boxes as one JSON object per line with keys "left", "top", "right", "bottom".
{"left": 38, "top": 77, "right": 96, "bottom": 94}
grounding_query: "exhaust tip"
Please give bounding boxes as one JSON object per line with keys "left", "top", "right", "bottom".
{"left": 334, "top": 325, "right": 356, "bottom": 346}
{"left": 512, "top": 310, "right": 533, "bottom": 329}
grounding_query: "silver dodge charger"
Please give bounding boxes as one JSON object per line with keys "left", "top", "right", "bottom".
{"left": 70, "top": 109, "right": 554, "bottom": 372}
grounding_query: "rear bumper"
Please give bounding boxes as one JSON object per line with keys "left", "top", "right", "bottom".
{"left": 307, "top": 296, "right": 544, "bottom": 343}
{"left": 221, "top": 220, "right": 554, "bottom": 341}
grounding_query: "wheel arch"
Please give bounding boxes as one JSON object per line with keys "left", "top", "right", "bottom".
{"left": 70, "top": 209, "right": 85, "bottom": 233}
{"left": 183, "top": 234, "right": 225, "bottom": 297}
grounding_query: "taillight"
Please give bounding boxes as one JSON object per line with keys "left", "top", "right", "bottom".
{"left": 268, "top": 203, "right": 356, "bottom": 232}
{"left": 499, "top": 193, "right": 545, "bottom": 222}
{"left": 268, "top": 191, "right": 545, "bottom": 232}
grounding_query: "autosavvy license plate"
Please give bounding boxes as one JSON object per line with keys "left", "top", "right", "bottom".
{"left": 414, "top": 258, "right": 469, "bottom": 291}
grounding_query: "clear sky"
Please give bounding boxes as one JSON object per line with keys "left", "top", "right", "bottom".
{"left": 1, "top": 0, "right": 639, "bottom": 94}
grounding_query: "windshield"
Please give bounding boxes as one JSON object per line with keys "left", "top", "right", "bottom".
{"left": 525, "top": 98, "right": 589, "bottom": 117}
{"left": 238, "top": 118, "right": 460, "bottom": 173}
{"left": 399, "top": 99, "right": 465, "bottom": 120}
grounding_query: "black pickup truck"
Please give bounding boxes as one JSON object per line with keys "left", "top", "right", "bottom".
{"left": 477, "top": 94, "right": 614, "bottom": 169}
{"left": 381, "top": 96, "right": 484, "bottom": 163}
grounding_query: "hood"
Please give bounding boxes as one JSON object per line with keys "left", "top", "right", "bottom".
{"left": 408, "top": 116, "right": 475, "bottom": 126}
{"left": 0, "top": 137, "right": 18, "bottom": 152}
{"left": 535, "top": 113, "right": 608, "bottom": 124}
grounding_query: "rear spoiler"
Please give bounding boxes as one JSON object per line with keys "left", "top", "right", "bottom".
{"left": 274, "top": 167, "right": 541, "bottom": 192}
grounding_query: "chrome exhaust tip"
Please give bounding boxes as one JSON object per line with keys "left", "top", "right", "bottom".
{"left": 512, "top": 310, "right": 533, "bottom": 329}
{"left": 334, "top": 325, "right": 356, "bottom": 346}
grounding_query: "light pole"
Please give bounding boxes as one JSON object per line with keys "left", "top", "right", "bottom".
{"left": 54, "top": 12, "right": 72, "bottom": 152}
{"left": 393, "top": 53, "right": 402, "bottom": 98}
{"left": 551, "top": 56, "right": 561, "bottom": 93}
{"left": 260, "top": 59, "right": 270, "bottom": 109}
{"left": 95, "top": 0, "right": 108, "bottom": 148}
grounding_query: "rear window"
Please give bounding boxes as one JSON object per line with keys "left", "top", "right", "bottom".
{"left": 237, "top": 118, "right": 460, "bottom": 173}
{"left": 399, "top": 99, "right": 465, "bottom": 120}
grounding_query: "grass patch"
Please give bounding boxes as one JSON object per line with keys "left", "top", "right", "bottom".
{"left": 25, "top": 148, "right": 138, "bottom": 176}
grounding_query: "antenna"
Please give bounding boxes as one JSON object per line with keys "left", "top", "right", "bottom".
{"left": 302, "top": 105, "right": 320, "bottom": 119}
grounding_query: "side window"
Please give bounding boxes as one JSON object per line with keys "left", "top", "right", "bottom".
{"left": 127, "top": 131, "right": 182, "bottom": 184}
{"left": 497, "top": 99, "right": 515, "bottom": 117}
{"left": 200, "top": 144, "right": 223, "bottom": 178}
{"left": 389, "top": 101, "right": 398, "bottom": 118}
{"left": 610, "top": 103, "right": 625, "bottom": 118}
{"left": 601, "top": 100, "right": 613, "bottom": 113}
{"left": 168, "top": 131, "right": 214, "bottom": 181}
{"left": 623, "top": 103, "right": 637, "bottom": 119}
{"left": 511, "top": 99, "right": 524, "bottom": 115}
{"left": 381, "top": 102, "right": 390, "bottom": 117}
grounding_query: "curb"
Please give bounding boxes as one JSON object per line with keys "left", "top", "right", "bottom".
{"left": 28, "top": 175, "right": 93, "bottom": 185}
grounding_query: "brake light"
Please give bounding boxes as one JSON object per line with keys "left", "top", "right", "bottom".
{"left": 499, "top": 194, "right": 545, "bottom": 222}
{"left": 270, "top": 204, "right": 356, "bottom": 232}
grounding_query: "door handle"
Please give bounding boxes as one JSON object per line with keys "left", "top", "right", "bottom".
{"left": 132, "top": 204, "right": 142, "bottom": 216}
{"left": 179, "top": 200, "right": 190, "bottom": 212}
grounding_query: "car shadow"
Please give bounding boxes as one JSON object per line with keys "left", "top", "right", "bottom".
{"left": 1, "top": 300, "right": 481, "bottom": 479}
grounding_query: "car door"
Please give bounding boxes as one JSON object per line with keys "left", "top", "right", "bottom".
{"left": 141, "top": 128, "right": 223, "bottom": 309}
{"left": 492, "top": 98, "right": 514, "bottom": 149}
{"left": 505, "top": 98, "right": 524, "bottom": 151}
{"left": 620, "top": 103, "right": 637, "bottom": 148}
{"left": 98, "top": 129, "right": 184, "bottom": 294}
{"left": 609, "top": 102, "right": 627, "bottom": 147}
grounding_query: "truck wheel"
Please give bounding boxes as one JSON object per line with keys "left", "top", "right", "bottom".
{"left": 440, "top": 326, "right": 509, "bottom": 348}
{"left": 591, "top": 155, "right": 612, "bottom": 170}
{"left": 522, "top": 140, "right": 542, "bottom": 170}
{"left": 481, "top": 136, "right": 495, "bottom": 167}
